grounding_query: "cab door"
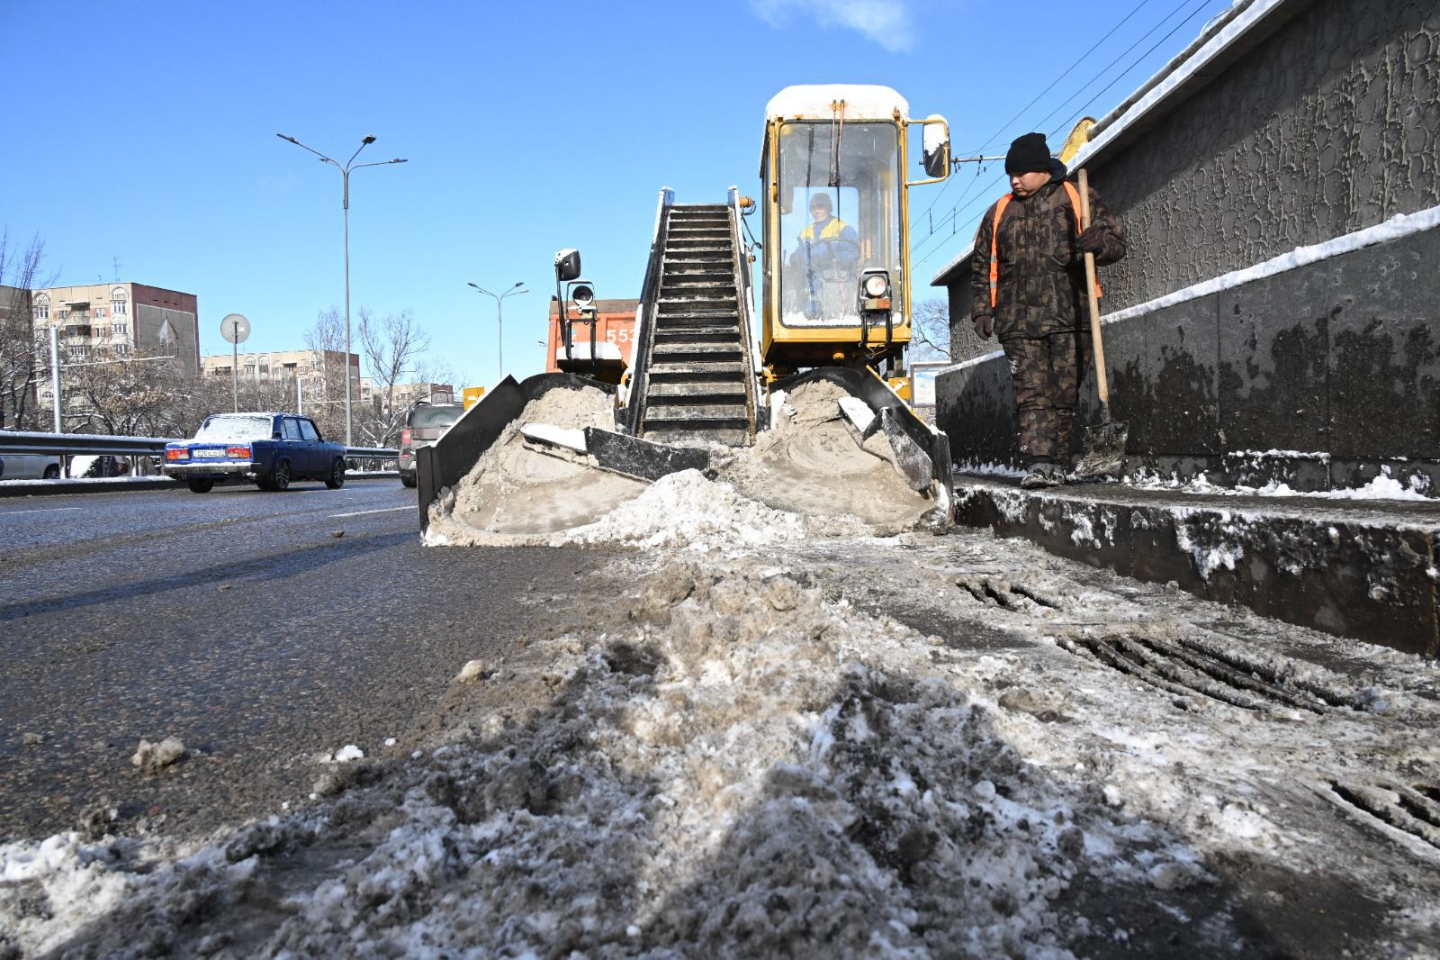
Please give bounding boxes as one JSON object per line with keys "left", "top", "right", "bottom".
{"left": 298, "top": 418, "right": 327, "bottom": 476}
{"left": 281, "top": 416, "right": 312, "bottom": 476}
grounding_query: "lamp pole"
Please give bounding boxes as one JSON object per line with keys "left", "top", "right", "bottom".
{"left": 467, "top": 281, "right": 527, "bottom": 382}
{"left": 277, "top": 132, "right": 407, "bottom": 445}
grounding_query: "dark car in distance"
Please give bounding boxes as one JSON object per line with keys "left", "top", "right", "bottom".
{"left": 162, "top": 412, "right": 347, "bottom": 493}
{"left": 398, "top": 401, "right": 465, "bottom": 488}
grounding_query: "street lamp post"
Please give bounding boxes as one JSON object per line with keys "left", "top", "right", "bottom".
{"left": 467, "top": 281, "right": 527, "bottom": 382}
{"left": 277, "top": 132, "right": 407, "bottom": 445}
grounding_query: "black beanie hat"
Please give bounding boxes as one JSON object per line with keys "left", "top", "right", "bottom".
{"left": 1005, "top": 133, "right": 1052, "bottom": 175}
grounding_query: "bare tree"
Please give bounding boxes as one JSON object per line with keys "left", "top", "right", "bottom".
{"left": 909, "top": 298, "right": 951, "bottom": 362}
{"left": 0, "top": 231, "right": 48, "bottom": 430}
{"left": 302, "top": 307, "right": 349, "bottom": 442}
{"left": 64, "top": 347, "right": 193, "bottom": 437}
{"left": 356, "top": 307, "right": 431, "bottom": 448}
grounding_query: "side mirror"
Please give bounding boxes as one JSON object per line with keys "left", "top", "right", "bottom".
{"left": 554, "top": 248, "right": 581, "bottom": 282}
{"left": 922, "top": 115, "right": 950, "bottom": 179}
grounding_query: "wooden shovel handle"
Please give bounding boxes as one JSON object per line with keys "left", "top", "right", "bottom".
{"left": 1078, "top": 168, "right": 1109, "bottom": 408}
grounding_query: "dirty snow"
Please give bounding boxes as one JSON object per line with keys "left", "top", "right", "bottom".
{"left": 5, "top": 521, "right": 1440, "bottom": 957}
{"left": 1129, "top": 464, "right": 1437, "bottom": 502}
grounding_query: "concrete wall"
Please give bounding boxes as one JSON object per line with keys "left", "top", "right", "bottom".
{"left": 936, "top": 0, "right": 1440, "bottom": 490}
{"left": 1094, "top": 0, "right": 1440, "bottom": 312}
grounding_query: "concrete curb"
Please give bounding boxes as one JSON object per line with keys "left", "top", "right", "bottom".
{"left": 0, "top": 472, "right": 401, "bottom": 499}
{"left": 954, "top": 476, "right": 1440, "bottom": 656}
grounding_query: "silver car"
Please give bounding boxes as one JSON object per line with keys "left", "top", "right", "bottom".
{"left": 398, "top": 402, "right": 464, "bottom": 488}
{"left": 0, "top": 453, "right": 62, "bottom": 480}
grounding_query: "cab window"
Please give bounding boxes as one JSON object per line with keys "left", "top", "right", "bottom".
{"left": 282, "top": 418, "right": 303, "bottom": 441}
{"left": 299, "top": 419, "right": 320, "bottom": 441}
{"left": 776, "top": 121, "right": 902, "bottom": 327}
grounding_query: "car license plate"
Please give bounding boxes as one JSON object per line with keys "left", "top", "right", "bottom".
{"left": 194, "top": 448, "right": 225, "bottom": 458}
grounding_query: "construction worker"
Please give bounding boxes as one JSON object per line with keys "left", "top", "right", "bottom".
{"left": 794, "top": 192, "right": 860, "bottom": 318}
{"left": 970, "top": 132, "right": 1125, "bottom": 489}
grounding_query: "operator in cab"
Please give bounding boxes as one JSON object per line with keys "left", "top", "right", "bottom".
{"left": 792, "top": 192, "right": 861, "bottom": 318}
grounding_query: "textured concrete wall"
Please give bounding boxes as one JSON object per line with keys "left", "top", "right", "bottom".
{"left": 1096, "top": 0, "right": 1440, "bottom": 310}
{"left": 937, "top": 224, "right": 1440, "bottom": 490}
{"left": 937, "top": 0, "right": 1440, "bottom": 486}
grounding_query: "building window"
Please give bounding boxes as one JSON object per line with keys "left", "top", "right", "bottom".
{"left": 95, "top": 306, "right": 106, "bottom": 319}
{"left": 112, "top": 323, "right": 128, "bottom": 336}
{"left": 33, "top": 303, "right": 49, "bottom": 320}
{"left": 58, "top": 309, "right": 69, "bottom": 320}
{"left": 245, "top": 364, "right": 256, "bottom": 378}
{"left": 115, "top": 343, "right": 130, "bottom": 357}
{"left": 112, "top": 300, "right": 127, "bottom": 315}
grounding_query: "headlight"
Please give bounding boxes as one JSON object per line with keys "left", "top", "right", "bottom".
{"left": 863, "top": 274, "right": 889, "bottom": 298}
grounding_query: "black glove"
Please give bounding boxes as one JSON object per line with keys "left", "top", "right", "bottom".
{"left": 1078, "top": 225, "right": 1106, "bottom": 254}
{"left": 972, "top": 314, "right": 993, "bottom": 340}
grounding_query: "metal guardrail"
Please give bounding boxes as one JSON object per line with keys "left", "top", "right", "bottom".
{"left": 0, "top": 430, "right": 396, "bottom": 462}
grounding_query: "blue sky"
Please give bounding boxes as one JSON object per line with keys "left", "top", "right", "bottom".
{"left": 4, "top": 0, "right": 1233, "bottom": 389}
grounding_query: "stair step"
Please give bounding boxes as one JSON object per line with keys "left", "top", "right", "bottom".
{"left": 644, "top": 403, "right": 750, "bottom": 423}
{"left": 652, "top": 342, "right": 743, "bottom": 360}
{"left": 653, "top": 331, "right": 741, "bottom": 347}
{"left": 662, "top": 276, "right": 735, "bottom": 287}
{"left": 644, "top": 426, "right": 751, "bottom": 446}
{"left": 659, "top": 297, "right": 735, "bottom": 311}
{"left": 647, "top": 381, "right": 747, "bottom": 401}
{"left": 648, "top": 361, "right": 746, "bottom": 380}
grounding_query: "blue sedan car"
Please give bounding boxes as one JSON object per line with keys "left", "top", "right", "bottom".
{"left": 162, "top": 412, "right": 347, "bottom": 493}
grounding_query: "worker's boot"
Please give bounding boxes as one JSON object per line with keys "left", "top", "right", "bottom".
{"left": 1021, "top": 459, "right": 1061, "bottom": 489}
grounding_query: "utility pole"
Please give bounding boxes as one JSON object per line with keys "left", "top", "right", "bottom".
{"left": 277, "top": 132, "right": 408, "bottom": 444}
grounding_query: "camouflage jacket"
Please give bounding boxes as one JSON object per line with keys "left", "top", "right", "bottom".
{"left": 970, "top": 165, "right": 1126, "bottom": 340}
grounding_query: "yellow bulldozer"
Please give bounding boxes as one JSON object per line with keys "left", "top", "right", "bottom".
{"left": 417, "top": 85, "right": 956, "bottom": 534}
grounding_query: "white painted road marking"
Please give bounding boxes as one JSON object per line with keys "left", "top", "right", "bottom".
{"left": 5, "top": 506, "right": 84, "bottom": 514}
{"left": 329, "top": 506, "right": 414, "bottom": 519}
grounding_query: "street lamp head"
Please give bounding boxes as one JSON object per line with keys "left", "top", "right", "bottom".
{"left": 467, "top": 282, "right": 481, "bottom": 290}
{"left": 277, "top": 133, "right": 298, "bottom": 143}
{"left": 513, "top": 281, "right": 524, "bottom": 288}
{"left": 362, "top": 135, "right": 377, "bottom": 145}
{"left": 391, "top": 158, "right": 408, "bottom": 164}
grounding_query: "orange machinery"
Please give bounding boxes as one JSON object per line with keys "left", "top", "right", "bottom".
{"left": 545, "top": 297, "right": 639, "bottom": 377}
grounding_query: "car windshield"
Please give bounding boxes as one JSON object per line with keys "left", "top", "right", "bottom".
{"left": 193, "top": 415, "right": 273, "bottom": 442}
{"left": 410, "top": 406, "right": 463, "bottom": 429}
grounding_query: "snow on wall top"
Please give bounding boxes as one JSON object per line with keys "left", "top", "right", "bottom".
{"left": 765, "top": 85, "right": 910, "bottom": 123}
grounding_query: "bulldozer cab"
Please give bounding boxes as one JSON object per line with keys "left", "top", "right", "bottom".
{"left": 759, "top": 85, "right": 948, "bottom": 376}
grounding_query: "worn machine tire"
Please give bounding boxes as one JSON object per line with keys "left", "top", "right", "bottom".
{"left": 43, "top": 465, "right": 60, "bottom": 480}
{"left": 325, "top": 458, "right": 346, "bottom": 489}
{"left": 187, "top": 479, "right": 214, "bottom": 494}
{"left": 400, "top": 471, "right": 417, "bottom": 489}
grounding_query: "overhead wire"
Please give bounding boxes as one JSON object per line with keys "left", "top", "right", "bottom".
{"left": 917, "top": 0, "right": 1155, "bottom": 225}
{"left": 910, "top": 0, "right": 1221, "bottom": 272}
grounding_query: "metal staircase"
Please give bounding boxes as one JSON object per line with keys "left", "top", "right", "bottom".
{"left": 634, "top": 202, "right": 756, "bottom": 446}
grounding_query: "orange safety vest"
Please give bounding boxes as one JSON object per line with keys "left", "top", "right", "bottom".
{"left": 988, "top": 181, "right": 1102, "bottom": 309}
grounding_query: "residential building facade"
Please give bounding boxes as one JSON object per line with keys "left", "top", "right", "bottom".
{"left": 32, "top": 283, "right": 201, "bottom": 377}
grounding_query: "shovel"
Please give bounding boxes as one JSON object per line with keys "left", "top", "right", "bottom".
{"left": 1073, "top": 167, "right": 1128, "bottom": 479}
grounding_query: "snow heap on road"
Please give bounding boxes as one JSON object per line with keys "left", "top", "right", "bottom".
{"left": 427, "top": 378, "right": 941, "bottom": 548}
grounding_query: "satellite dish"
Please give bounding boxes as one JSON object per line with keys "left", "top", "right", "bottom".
{"left": 220, "top": 314, "right": 250, "bottom": 344}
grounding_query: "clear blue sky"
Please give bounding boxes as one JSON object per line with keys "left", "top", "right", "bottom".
{"left": 4, "top": 0, "right": 1232, "bottom": 389}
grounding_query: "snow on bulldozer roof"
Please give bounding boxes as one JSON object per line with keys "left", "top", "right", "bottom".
{"left": 764, "top": 84, "right": 910, "bottom": 123}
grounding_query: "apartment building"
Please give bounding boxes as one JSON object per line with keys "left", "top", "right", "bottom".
{"left": 200, "top": 347, "right": 360, "bottom": 402}
{"left": 31, "top": 282, "right": 201, "bottom": 377}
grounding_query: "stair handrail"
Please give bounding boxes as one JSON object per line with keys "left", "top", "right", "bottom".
{"left": 727, "top": 186, "right": 762, "bottom": 440}
{"left": 622, "top": 186, "right": 674, "bottom": 436}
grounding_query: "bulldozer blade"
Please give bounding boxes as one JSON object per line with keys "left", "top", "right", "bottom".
{"left": 881, "top": 408, "right": 935, "bottom": 492}
{"left": 1074, "top": 419, "right": 1129, "bottom": 479}
{"left": 584, "top": 427, "right": 710, "bottom": 483}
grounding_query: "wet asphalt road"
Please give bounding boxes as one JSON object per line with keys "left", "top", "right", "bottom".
{"left": 0, "top": 478, "right": 605, "bottom": 841}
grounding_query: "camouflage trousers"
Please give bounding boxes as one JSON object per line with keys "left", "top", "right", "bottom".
{"left": 1002, "top": 331, "right": 1088, "bottom": 465}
